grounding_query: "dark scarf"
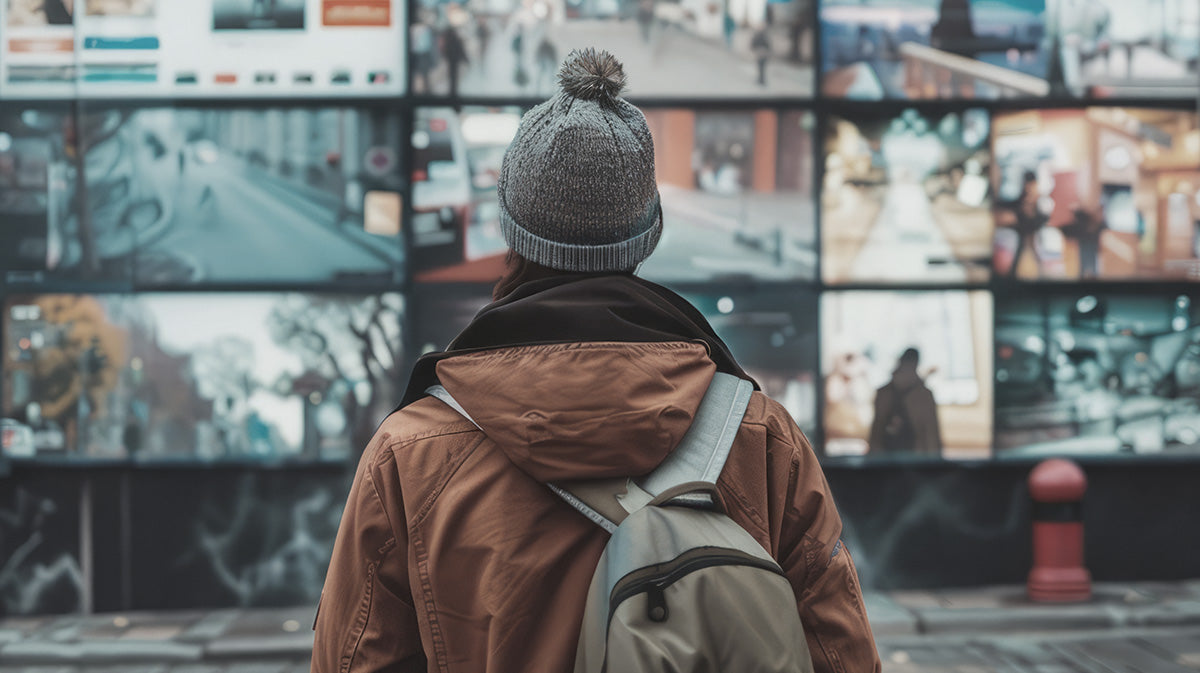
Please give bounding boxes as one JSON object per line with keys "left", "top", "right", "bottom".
{"left": 399, "top": 274, "right": 756, "bottom": 408}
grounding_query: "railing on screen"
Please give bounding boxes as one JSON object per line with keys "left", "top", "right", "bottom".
{"left": 900, "top": 42, "right": 1051, "bottom": 99}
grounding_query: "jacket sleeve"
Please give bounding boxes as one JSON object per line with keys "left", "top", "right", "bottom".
{"left": 312, "top": 439, "right": 427, "bottom": 673}
{"left": 776, "top": 421, "right": 881, "bottom": 673}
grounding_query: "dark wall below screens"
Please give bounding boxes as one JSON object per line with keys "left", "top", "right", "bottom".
{"left": 124, "top": 469, "right": 353, "bottom": 612}
{"left": 1, "top": 463, "right": 1198, "bottom": 616}
{"left": 825, "top": 462, "right": 1200, "bottom": 590}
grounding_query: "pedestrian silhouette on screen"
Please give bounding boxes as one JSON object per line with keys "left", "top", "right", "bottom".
{"left": 752, "top": 25, "right": 771, "bottom": 86}
{"left": 440, "top": 24, "right": 469, "bottom": 97}
{"left": 869, "top": 348, "right": 943, "bottom": 455}
{"left": 1062, "top": 205, "right": 1105, "bottom": 280}
{"left": 411, "top": 16, "right": 437, "bottom": 92}
{"left": 636, "top": 0, "right": 655, "bottom": 43}
{"left": 476, "top": 18, "right": 491, "bottom": 61}
{"left": 534, "top": 37, "right": 558, "bottom": 93}
{"left": 1001, "top": 170, "right": 1049, "bottom": 278}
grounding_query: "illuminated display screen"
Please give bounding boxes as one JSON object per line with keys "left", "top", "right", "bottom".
{"left": 993, "top": 107, "right": 1200, "bottom": 281}
{"left": 0, "top": 0, "right": 405, "bottom": 98}
{"left": 821, "top": 0, "right": 1048, "bottom": 100}
{"left": 823, "top": 108, "right": 993, "bottom": 284}
{"left": 2, "top": 293, "right": 404, "bottom": 462}
{"left": 996, "top": 291, "right": 1200, "bottom": 456}
{"left": 821, "top": 290, "right": 993, "bottom": 459}
{"left": 821, "top": 0, "right": 1199, "bottom": 100}
{"left": 680, "top": 286, "right": 818, "bottom": 437}
{"left": 0, "top": 106, "right": 404, "bottom": 286}
{"left": 411, "top": 106, "right": 816, "bottom": 283}
{"left": 409, "top": 0, "right": 814, "bottom": 99}
{"left": 0, "top": 108, "right": 82, "bottom": 282}
{"left": 1048, "top": 0, "right": 1199, "bottom": 99}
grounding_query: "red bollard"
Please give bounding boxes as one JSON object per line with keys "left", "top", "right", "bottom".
{"left": 1027, "top": 459, "right": 1091, "bottom": 602}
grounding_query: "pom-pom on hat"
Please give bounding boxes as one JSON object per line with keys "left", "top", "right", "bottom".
{"left": 497, "top": 48, "right": 662, "bottom": 272}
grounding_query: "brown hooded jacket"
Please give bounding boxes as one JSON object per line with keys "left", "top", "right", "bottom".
{"left": 312, "top": 275, "right": 880, "bottom": 673}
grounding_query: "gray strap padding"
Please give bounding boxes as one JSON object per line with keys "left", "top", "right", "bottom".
{"left": 636, "top": 372, "right": 753, "bottom": 498}
{"left": 546, "top": 484, "right": 619, "bottom": 534}
{"left": 426, "top": 385, "right": 477, "bottom": 426}
{"left": 424, "top": 372, "right": 753, "bottom": 532}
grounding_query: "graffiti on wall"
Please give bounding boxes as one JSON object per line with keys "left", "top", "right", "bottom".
{"left": 0, "top": 485, "right": 84, "bottom": 616}
{"left": 133, "top": 471, "right": 347, "bottom": 609}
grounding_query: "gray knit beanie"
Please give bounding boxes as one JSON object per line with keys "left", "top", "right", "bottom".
{"left": 497, "top": 48, "right": 662, "bottom": 272}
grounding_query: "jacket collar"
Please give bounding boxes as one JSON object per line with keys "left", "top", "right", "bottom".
{"left": 399, "top": 274, "right": 754, "bottom": 409}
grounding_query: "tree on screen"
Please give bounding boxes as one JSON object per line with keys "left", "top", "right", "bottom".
{"left": 25, "top": 296, "right": 128, "bottom": 450}
{"left": 266, "top": 295, "right": 403, "bottom": 458}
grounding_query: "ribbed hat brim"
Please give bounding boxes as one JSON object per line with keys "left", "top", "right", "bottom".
{"left": 500, "top": 194, "right": 663, "bottom": 272}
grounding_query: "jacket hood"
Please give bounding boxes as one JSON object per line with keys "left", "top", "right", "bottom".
{"left": 436, "top": 341, "right": 715, "bottom": 483}
{"left": 401, "top": 274, "right": 755, "bottom": 483}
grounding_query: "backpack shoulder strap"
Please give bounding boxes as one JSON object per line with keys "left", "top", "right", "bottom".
{"left": 424, "top": 372, "right": 754, "bottom": 532}
{"left": 426, "top": 384, "right": 475, "bottom": 425}
{"left": 637, "top": 372, "right": 753, "bottom": 497}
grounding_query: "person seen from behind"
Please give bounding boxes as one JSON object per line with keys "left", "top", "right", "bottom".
{"left": 868, "top": 348, "right": 943, "bottom": 455}
{"left": 312, "top": 48, "right": 880, "bottom": 673}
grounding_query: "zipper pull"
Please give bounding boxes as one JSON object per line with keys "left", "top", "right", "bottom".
{"left": 646, "top": 583, "right": 668, "bottom": 623}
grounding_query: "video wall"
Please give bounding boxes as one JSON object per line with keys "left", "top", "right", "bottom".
{"left": 1, "top": 0, "right": 1198, "bottom": 466}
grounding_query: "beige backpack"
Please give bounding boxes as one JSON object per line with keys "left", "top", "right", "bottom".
{"left": 428, "top": 372, "right": 814, "bottom": 672}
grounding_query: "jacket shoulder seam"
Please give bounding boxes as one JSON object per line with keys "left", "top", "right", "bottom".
{"left": 362, "top": 460, "right": 401, "bottom": 546}
{"left": 379, "top": 422, "right": 481, "bottom": 454}
{"left": 409, "top": 433, "right": 488, "bottom": 528}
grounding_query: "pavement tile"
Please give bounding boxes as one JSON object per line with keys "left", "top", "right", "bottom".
{"left": 163, "top": 667, "right": 225, "bottom": 673}
{"left": 119, "top": 627, "right": 184, "bottom": 642}
{"left": 970, "top": 637, "right": 1067, "bottom": 665}
{"left": 69, "top": 666, "right": 167, "bottom": 673}
{"left": 41, "top": 622, "right": 82, "bottom": 643}
{"left": 1135, "top": 634, "right": 1200, "bottom": 670}
{"left": 205, "top": 635, "right": 314, "bottom": 660}
{"left": 865, "top": 593, "right": 919, "bottom": 636}
{"left": 939, "top": 593, "right": 1008, "bottom": 610}
{"left": 178, "top": 613, "right": 240, "bottom": 644}
{"left": 0, "top": 620, "right": 53, "bottom": 637}
{"left": 879, "top": 642, "right": 991, "bottom": 666}
{"left": 222, "top": 663, "right": 293, "bottom": 673}
{"left": 0, "top": 633, "right": 23, "bottom": 646}
{"left": 80, "top": 614, "right": 205, "bottom": 642}
{"left": 882, "top": 665, "right": 995, "bottom": 673}
{"left": 0, "top": 641, "right": 204, "bottom": 665}
{"left": 1056, "top": 638, "right": 1185, "bottom": 667}
{"left": 1063, "top": 638, "right": 1197, "bottom": 673}
{"left": 1134, "top": 601, "right": 1200, "bottom": 628}
{"left": 888, "top": 591, "right": 944, "bottom": 609}
{"left": 1137, "top": 583, "right": 1199, "bottom": 601}
{"left": 224, "top": 609, "right": 314, "bottom": 636}
{"left": 917, "top": 605, "right": 1115, "bottom": 635}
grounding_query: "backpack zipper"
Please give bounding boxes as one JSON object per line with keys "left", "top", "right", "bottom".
{"left": 608, "top": 547, "right": 786, "bottom": 624}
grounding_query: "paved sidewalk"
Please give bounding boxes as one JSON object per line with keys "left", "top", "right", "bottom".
{"left": 1, "top": 582, "right": 1199, "bottom": 672}
{"left": 870, "top": 582, "right": 1200, "bottom": 672}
